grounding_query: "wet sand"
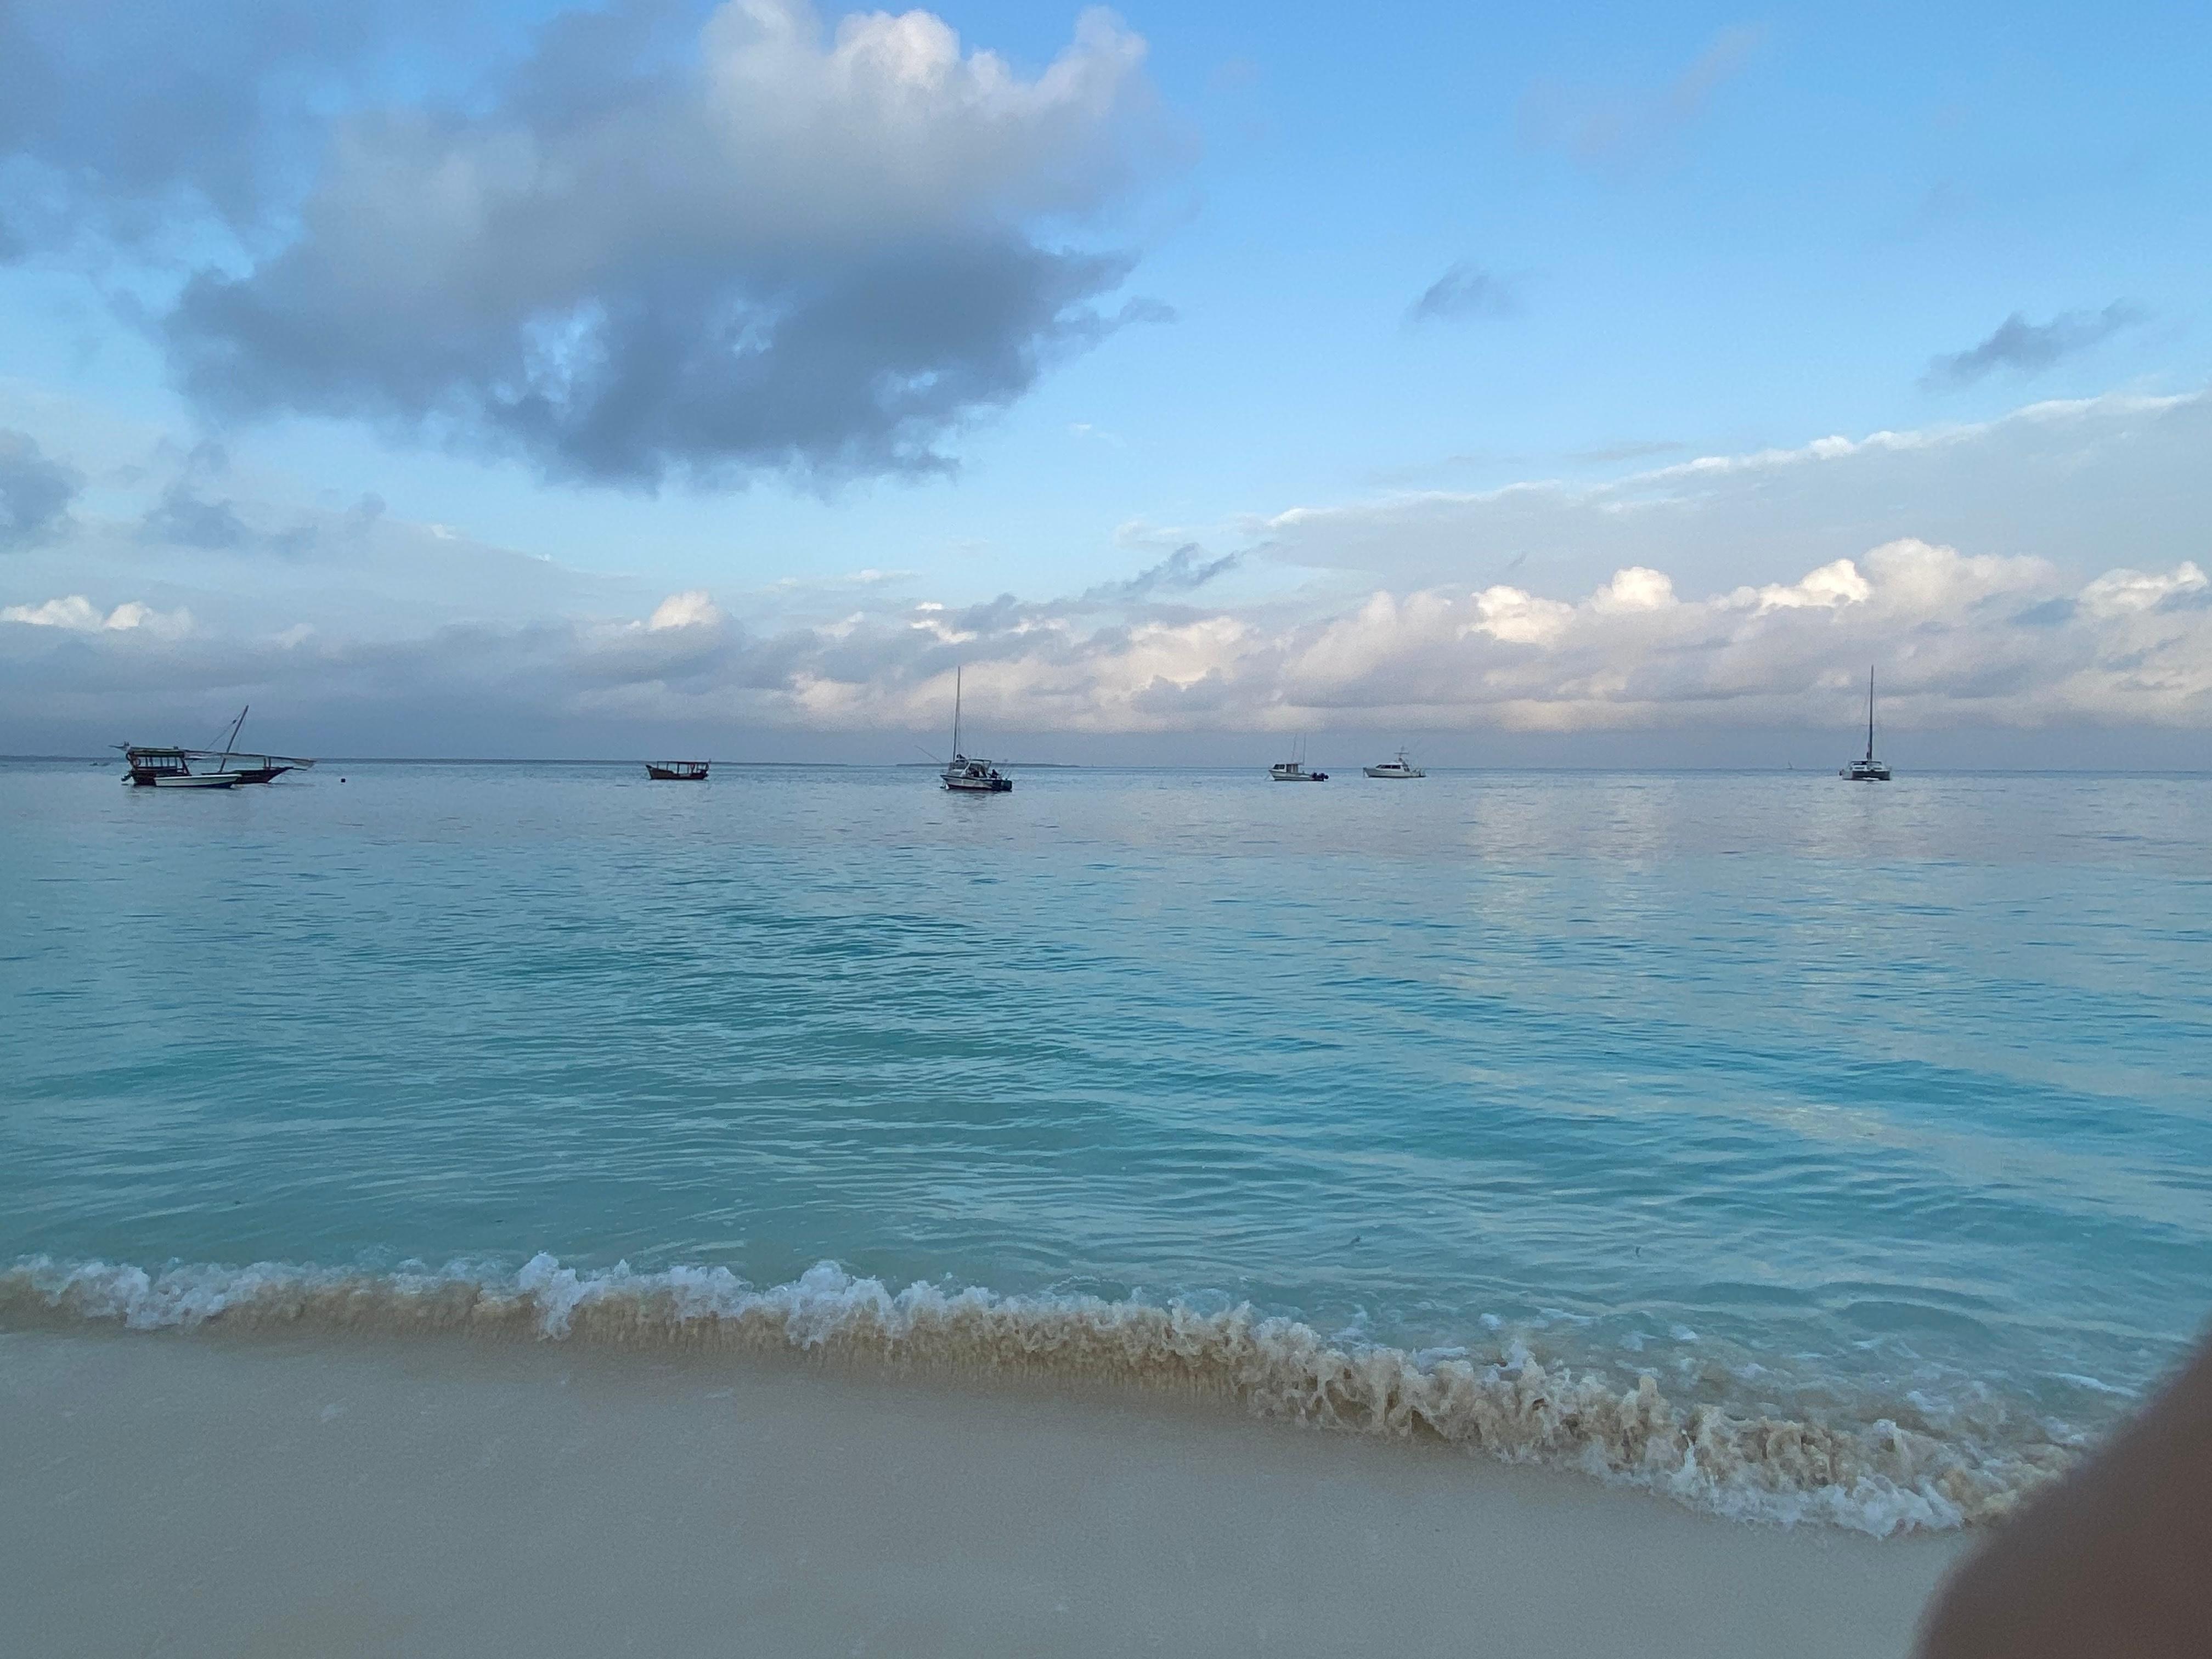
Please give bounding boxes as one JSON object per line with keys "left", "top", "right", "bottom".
{"left": 0, "top": 1328, "right": 1961, "bottom": 1657}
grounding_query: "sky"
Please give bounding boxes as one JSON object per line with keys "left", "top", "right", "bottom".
{"left": 1, "top": 0, "right": 2207, "bottom": 763}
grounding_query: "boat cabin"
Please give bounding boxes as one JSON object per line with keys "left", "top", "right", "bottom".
{"left": 121, "top": 747, "right": 195, "bottom": 785}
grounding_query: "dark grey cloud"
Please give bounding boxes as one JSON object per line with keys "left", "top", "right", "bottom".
{"left": 1, "top": 2, "right": 1170, "bottom": 490}
{"left": 0, "top": 0, "right": 433, "bottom": 252}
{"left": 1406, "top": 263, "right": 1519, "bottom": 326}
{"left": 139, "top": 482, "right": 255, "bottom": 551}
{"left": 1080, "top": 544, "right": 1240, "bottom": 605}
{"left": 170, "top": 232, "right": 1150, "bottom": 489}
{"left": 1922, "top": 303, "right": 2146, "bottom": 390}
{"left": 0, "top": 428, "right": 81, "bottom": 550}
{"left": 124, "top": 439, "right": 317, "bottom": 555}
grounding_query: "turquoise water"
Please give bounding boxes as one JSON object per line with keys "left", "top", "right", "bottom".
{"left": 4, "top": 760, "right": 2208, "bottom": 1530}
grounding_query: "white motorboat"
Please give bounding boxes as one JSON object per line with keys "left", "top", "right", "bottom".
{"left": 1268, "top": 737, "right": 1327, "bottom": 782}
{"left": 1839, "top": 668, "right": 1892, "bottom": 782}
{"left": 1363, "top": 749, "right": 1425, "bottom": 779}
{"left": 940, "top": 667, "right": 1011, "bottom": 793}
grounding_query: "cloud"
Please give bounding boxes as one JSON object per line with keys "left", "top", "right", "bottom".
{"left": 0, "top": 0, "right": 413, "bottom": 251}
{"left": 1248, "top": 391, "right": 2212, "bottom": 601}
{"left": 0, "top": 429, "right": 81, "bottom": 550}
{"left": 2, "top": 594, "right": 192, "bottom": 636}
{"left": 645, "top": 590, "right": 724, "bottom": 631}
{"left": 1568, "top": 439, "right": 1686, "bottom": 465}
{"left": 4, "top": 391, "right": 2205, "bottom": 753}
{"left": 1079, "top": 543, "right": 1239, "bottom": 605}
{"left": 0, "top": 422, "right": 646, "bottom": 637}
{"left": 139, "top": 481, "right": 256, "bottom": 550}
{"left": 1922, "top": 303, "right": 2147, "bottom": 389}
{"left": 136, "top": 0, "right": 1170, "bottom": 488}
{"left": 1521, "top": 25, "right": 1765, "bottom": 167}
{"left": 8, "top": 540, "right": 2209, "bottom": 748}
{"left": 1407, "top": 263, "right": 1518, "bottom": 325}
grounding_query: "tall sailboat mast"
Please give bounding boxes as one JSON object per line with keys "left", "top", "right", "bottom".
{"left": 218, "top": 705, "right": 249, "bottom": 771}
{"left": 1866, "top": 668, "right": 1876, "bottom": 763}
{"left": 952, "top": 665, "right": 963, "bottom": 758}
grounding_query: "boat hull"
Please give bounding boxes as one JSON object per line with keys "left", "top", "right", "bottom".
{"left": 150, "top": 774, "right": 239, "bottom": 789}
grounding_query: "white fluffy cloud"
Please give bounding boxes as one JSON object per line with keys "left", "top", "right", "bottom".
{"left": 2, "top": 595, "right": 193, "bottom": 637}
{"left": 645, "top": 591, "right": 725, "bottom": 633}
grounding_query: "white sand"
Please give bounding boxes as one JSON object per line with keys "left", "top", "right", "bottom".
{"left": 0, "top": 1328, "right": 1961, "bottom": 1657}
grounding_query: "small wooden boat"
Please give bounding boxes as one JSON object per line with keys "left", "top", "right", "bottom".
{"left": 646, "top": 760, "right": 710, "bottom": 781}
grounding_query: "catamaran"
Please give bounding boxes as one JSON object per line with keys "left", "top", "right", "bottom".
{"left": 940, "top": 667, "right": 1012, "bottom": 793}
{"left": 1363, "top": 748, "right": 1425, "bottom": 779}
{"left": 1839, "top": 668, "right": 1891, "bottom": 782}
{"left": 119, "top": 707, "right": 314, "bottom": 787}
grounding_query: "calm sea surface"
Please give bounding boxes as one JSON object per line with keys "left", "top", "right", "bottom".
{"left": 4, "top": 760, "right": 2208, "bottom": 1526}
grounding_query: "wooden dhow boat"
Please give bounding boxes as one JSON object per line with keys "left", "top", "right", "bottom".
{"left": 119, "top": 708, "right": 313, "bottom": 786}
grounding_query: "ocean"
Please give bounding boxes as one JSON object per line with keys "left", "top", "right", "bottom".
{"left": 3, "top": 759, "right": 2207, "bottom": 1537}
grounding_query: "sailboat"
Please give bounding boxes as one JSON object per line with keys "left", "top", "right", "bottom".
{"left": 940, "top": 667, "right": 1012, "bottom": 793}
{"left": 1839, "top": 668, "right": 1891, "bottom": 782}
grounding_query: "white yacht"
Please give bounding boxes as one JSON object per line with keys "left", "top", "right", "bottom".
{"left": 1839, "top": 667, "right": 1892, "bottom": 782}
{"left": 1363, "top": 749, "right": 1425, "bottom": 779}
{"left": 940, "top": 667, "right": 1012, "bottom": 793}
{"left": 1268, "top": 737, "right": 1327, "bottom": 782}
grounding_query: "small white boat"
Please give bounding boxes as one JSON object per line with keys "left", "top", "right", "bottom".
{"left": 940, "top": 667, "right": 1011, "bottom": 793}
{"left": 1363, "top": 749, "right": 1425, "bottom": 779}
{"left": 1268, "top": 738, "right": 1327, "bottom": 782}
{"left": 1839, "top": 668, "right": 1892, "bottom": 782}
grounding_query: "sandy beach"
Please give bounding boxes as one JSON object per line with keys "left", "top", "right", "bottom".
{"left": 1, "top": 1328, "right": 1962, "bottom": 1658}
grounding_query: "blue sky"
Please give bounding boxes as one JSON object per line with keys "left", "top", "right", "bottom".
{"left": 1, "top": 0, "right": 2206, "bottom": 758}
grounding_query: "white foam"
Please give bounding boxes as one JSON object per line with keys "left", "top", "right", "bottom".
{"left": 1, "top": 1252, "right": 2076, "bottom": 1536}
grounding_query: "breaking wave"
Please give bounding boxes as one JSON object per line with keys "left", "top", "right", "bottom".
{"left": 1, "top": 1252, "right": 2075, "bottom": 1536}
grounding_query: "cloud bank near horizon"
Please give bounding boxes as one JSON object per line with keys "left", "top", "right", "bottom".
{"left": 7, "top": 540, "right": 2205, "bottom": 746}
{"left": 4, "top": 388, "right": 2207, "bottom": 752}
